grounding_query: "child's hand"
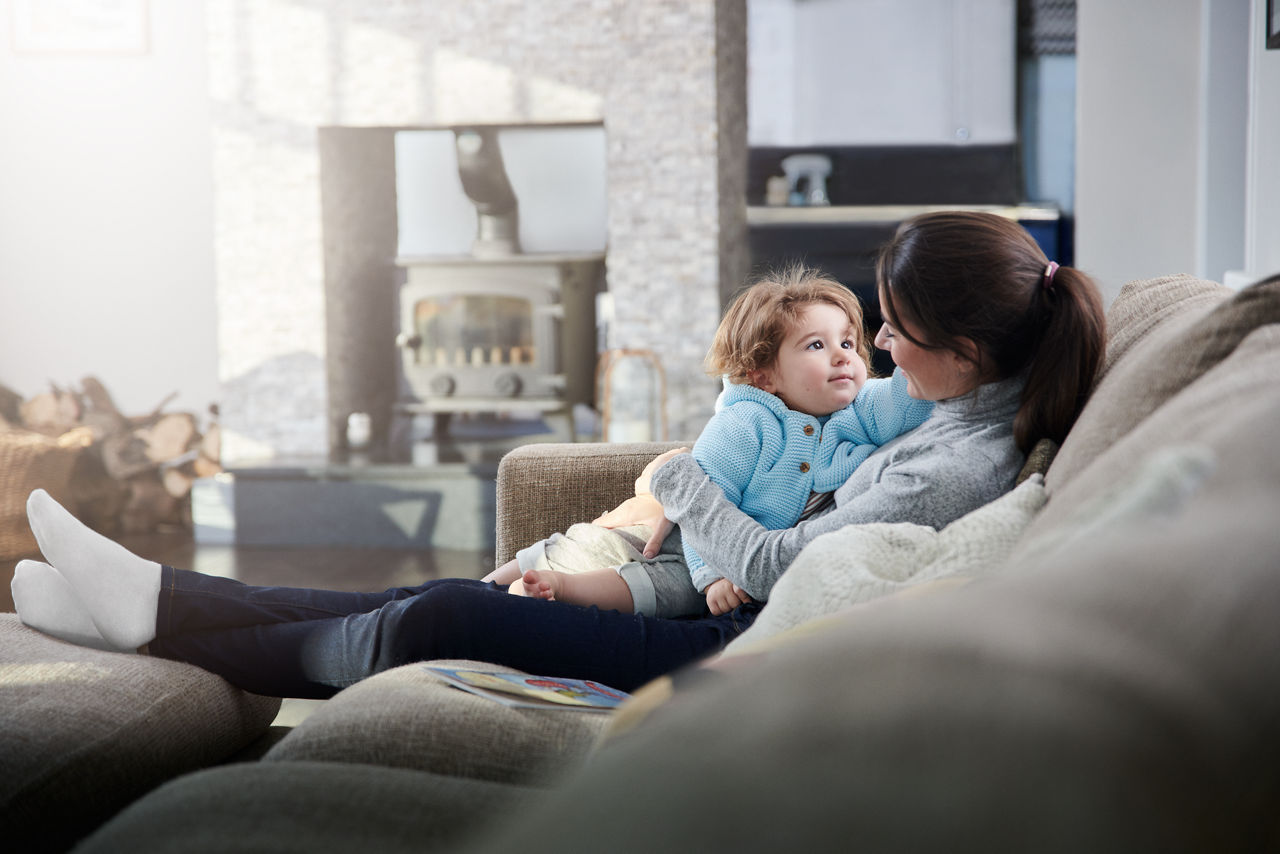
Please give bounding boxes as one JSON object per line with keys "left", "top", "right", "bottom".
{"left": 704, "top": 578, "right": 753, "bottom": 616}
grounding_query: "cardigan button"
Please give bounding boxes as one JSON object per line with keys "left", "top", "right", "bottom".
{"left": 803, "top": 424, "right": 815, "bottom": 436}
{"left": 799, "top": 462, "right": 810, "bottom": 473}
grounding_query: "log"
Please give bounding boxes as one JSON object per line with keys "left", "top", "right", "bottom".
{"left": 119, "top": 474, "right": 181, "bottom": 534}
{"left": 193, "top": 456, "right": 222, "bottom": 479}
{"left": 138, "top": 412, "right": 198, "bottom": 464}
{"left": 67, "top": 446, "right": 128, "bottom": 534}
{"left": 20, "top": 387, "right": 81, "bottom": 436}
{"left": 200, "top": 423, "right": 221, "bottom": 465}
{"left": 162, "top": 466, "right": 196, "bottom": 499}
{"left": 9, "top": 377, "right": 219, "bottom": 535}
{"left": 100, "top": 431, "right": 156, "bottom": 481}
{"left": 78, "top": 376, "right": 131, "bottom": 438}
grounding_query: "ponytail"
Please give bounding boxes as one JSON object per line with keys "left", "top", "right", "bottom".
{"left": 877, "top": 211, "right": 1107, "bottom": 453}
{"left": 1014, "top": 265, "right": 1106, "bottom": 450}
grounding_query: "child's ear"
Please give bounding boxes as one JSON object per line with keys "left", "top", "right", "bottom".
{"left": 748, "top": 368, "right": 777, "bottom": 393}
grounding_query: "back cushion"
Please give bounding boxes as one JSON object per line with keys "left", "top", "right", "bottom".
{"left": 1046, "top": 274, "right": 1280, "bottom": 493}
{"left": 1021, "top": 322, "right": 1280, "bottom": 554}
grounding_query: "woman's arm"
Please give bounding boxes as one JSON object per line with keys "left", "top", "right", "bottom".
{"left": 649, "top": 450, "right": 944, "bottom": 601}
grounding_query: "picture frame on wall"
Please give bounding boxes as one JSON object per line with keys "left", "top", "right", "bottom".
{"left": 1270, "top": 0, "right": 1280, "bottom": 50}
{"left": 10, "top": 0, "right": 149, "bottom": 55}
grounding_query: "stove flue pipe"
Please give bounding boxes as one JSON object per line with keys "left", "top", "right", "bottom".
{"left": 454, "top": 127, "right": 520, "bottom": 256}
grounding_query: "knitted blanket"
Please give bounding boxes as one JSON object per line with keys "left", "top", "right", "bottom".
{"left": 722, "top": 475, "right": 1048, "bottom": 656}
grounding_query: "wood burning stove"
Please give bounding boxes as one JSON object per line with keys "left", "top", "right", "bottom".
{"left": 394, "top": 127, "right": 603, "bottom": 444}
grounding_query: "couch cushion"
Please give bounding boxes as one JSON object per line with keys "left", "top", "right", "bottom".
{"left": 1022, "top": 322, "right": 1280, "bottom": 553}
{"left": 1098, "top": 273, "right": 1231, "bottom": 379}
{"left": 76, "top": 760, "right": 536, "bottom": 854}
{"left": 0, "top": 615, "right": 280, "bottom": 851}
{"left": 264, "top": 659, "right": 608, "bottom": 785}
{"left": 1046, "top": 274, "right": 1280, "bottom": 495}
{"left": 462, "top": 395, "right": 1280, "bottom": 854}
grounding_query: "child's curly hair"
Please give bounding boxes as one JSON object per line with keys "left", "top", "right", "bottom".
{"left": 706, "top": 266, "right": 871, "bottom": 384}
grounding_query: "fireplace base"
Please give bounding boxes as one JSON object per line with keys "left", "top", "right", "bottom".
{"left": 192, "top": 461, "right": 497, "bottom": 553}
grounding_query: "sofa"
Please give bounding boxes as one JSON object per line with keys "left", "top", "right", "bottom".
{"left": 2, "top": 272, "right": 1278, "bottom": 852}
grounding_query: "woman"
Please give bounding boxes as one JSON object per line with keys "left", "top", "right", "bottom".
{"left": 12, "top": 212, "right": 1105, "bottom": 697}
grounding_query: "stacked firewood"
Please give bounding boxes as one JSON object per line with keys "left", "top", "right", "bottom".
{"left": 0, "top": 377, "right": 220, "bottom": 534}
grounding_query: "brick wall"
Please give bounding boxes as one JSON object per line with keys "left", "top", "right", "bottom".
{"left": 207, "top": 0, "right": 748, "bottom": 460}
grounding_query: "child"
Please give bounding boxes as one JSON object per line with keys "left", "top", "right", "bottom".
{"left": 503, "top": 267, "right": 934, "bottom": 617}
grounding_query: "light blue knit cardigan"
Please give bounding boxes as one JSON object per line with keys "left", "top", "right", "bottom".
{"left": 685, "top": 368, "right": 933, "bottom": 590}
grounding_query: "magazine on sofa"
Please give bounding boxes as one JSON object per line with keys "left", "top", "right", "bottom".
{"left": 423, "top": 666, "right": 631, "bottom": 712}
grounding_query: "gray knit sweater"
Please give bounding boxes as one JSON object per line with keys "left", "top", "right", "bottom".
{"left": 651, "top": 375, "right": 1027, "bottom": 601}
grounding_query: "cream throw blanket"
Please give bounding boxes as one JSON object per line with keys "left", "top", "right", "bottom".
{"left": 722, "top": 474, "right": 1048, "bottom": 656}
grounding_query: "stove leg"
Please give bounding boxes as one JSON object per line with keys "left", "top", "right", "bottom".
{"left": 432, "top": 412, "right": 453, "bottom": 442}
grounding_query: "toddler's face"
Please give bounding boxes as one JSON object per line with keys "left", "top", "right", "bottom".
{"left": 751, "top": 302, "right": 867, "bottom": 416}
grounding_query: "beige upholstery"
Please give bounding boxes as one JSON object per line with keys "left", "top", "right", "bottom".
{"left": 264, "top": 659, "right": 609, "bottom": 785}
{"left": 75, "top": 761, "right": 536, "bottom": 854}
{"left": 495, "top": 440, "right": 687, "bottom": 565}
{"left": 1046, "top": 274, "right": 1280, "bottom": 493}
{"left": 0, "top": 614, "right": 280, "bottom": 850}
{"left": 1021, "top": 322, "right": 1280, "bottom": 556}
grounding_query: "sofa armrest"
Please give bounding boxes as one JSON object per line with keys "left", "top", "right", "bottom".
{"left": 495, "top": 441, "right": 688, "bottom": 566}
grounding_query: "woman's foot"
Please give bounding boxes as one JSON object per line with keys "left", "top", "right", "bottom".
{"left": 10, "top": 560, "right": 128, "bottom": 652}
{"left": 26, "top": 488, "right": 161, "bottom": 650}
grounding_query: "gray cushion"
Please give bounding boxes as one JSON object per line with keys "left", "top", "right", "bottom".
{"left": 1046, "top": 273, "right": 1280, "bottom": 497}
{"left": 264, "top": 659, "right": 608, "bottom": 785}
{"left": 1098, "top": 272, "right": 1230, "bottom": 379}
{"left": 0, "top": 615, "right": 280, "bottom": 851}
{"left": 1019, "top": 322, "right": 1280, "bottom": 556}
{"left": 76, "top": 760, "right": 536, "bottom": 854}
{"left": 463, "top": 396, "right": 1280, "bottom": 853}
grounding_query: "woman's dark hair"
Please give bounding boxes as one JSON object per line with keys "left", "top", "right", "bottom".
{"left": 875, "top": 211, "right": 1106, "bottom": 452}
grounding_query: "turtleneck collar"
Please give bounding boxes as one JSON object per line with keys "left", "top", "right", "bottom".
{"left": 931, "top": 374, "right": 1025, "bottom": 423}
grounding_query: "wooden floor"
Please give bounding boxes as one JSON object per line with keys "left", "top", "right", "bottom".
{"left": 2, "top": 530, "right": 494, "bottom": 614}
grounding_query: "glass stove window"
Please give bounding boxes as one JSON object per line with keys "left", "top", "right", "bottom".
{"left": 414, "top": 295, "right": 534, "bottom": 366}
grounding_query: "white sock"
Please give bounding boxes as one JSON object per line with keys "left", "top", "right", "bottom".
{"left": 27, "top": 488, "right": 161, "bottom": 650}
{"left": 11, "top": 560, "right": 128, "bottom": 652}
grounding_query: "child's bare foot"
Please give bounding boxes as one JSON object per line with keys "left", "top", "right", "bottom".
{"left": 508, "top": 569, "right": 562, "bottom": 600}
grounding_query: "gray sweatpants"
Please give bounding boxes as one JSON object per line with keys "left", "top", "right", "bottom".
{"left": 514, "top": 523, "right": 707, "bottom": 618}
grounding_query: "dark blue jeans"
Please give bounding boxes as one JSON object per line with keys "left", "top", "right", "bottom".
{"left": 149, "top": 567, "right": 760, "bottom": 698}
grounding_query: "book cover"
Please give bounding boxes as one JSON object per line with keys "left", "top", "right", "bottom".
{"left": 424, "top": 666, "right": 631, "bottom": 712}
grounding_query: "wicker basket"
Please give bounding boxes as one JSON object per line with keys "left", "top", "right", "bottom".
{"left": 0, "top": 428, "right": 89, "bottom": 558}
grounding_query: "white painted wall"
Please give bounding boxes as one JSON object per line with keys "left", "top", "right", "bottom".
{"left": 748, "top": 0, "right": 1016, "bottom": 146}
{"left": 1076, "top": 0, "right": 1202, "bottom": 301}
{"left": 1245, "top": 0, "right": 1280, "bottom": 278}
{"left": 0, "top": 0, "right": 217, "bottom": 419}
{"left": 1076, "top": 0, "right": 1257, "bottom": 302}
{"left": 396, "top": 126, "right": 608, "bottom": 257}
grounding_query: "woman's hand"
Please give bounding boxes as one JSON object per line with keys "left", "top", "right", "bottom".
{"left": 593, "top": 495, "right": 674, "bottom": 558}
{"left": 704, "top": 578, "right": 753, "bottom": 616}
{"left": 634, "top": 447, "right": 691, "bottom": 497}
{"left": 594, "top": 447, "right": 690, "bottom": 557}
{"left": 593, "top": 495, "right": 667, "bottom": 531}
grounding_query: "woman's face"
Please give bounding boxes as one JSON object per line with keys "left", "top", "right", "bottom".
{"left": 873, "top": 295, "right": 980, "bottom": 401}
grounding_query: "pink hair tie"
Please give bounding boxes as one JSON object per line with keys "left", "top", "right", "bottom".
{"left": 1042, "top": 261, "right": 1060, "bottom": 290}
